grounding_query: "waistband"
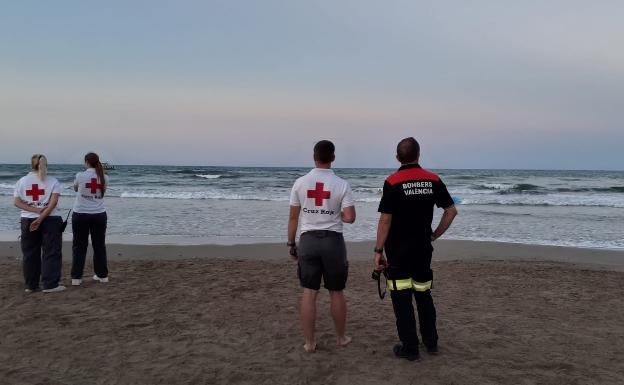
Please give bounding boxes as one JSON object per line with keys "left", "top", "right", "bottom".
{"left": 301, "top": 230, "right": 343, "bottom": 237}
{"left": 20, "top": 215, "right": 62, "bottom": 221}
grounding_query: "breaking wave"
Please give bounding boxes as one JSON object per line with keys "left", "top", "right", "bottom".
{"left": 119, "top": 191, "right": 286, "bottom": 201}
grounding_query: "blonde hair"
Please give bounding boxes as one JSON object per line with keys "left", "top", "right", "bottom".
{"left": 31, "top": 154, "right": 48, "bottom": 181}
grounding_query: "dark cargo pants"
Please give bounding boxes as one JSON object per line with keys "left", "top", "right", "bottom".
{"left": 20, "top": 216, "right": 63, "bottom": 290}
{"left": 386, "top": 244, "right": 438, "bottom": 352}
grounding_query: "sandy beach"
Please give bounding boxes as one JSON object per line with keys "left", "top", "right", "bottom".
{"left": 1, "top": 240, "right": 623, "bottom": 385}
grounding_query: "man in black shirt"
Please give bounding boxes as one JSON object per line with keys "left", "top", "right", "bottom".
{"left": 374, "top": 137, "right": 458, "bottom": 361}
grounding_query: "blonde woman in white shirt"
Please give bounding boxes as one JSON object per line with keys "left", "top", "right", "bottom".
{"left": 13, "top": 154, "right": 65, "bottom": 293}
{"left": 71, "top": 152, "right": 109, "bottom": 286}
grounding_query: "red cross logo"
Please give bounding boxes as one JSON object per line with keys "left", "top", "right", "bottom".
{"left": 26, "top": 184, "right": 45, "bottom": 201}
{"left": 85, "top": 178, "right": 104, "bottom": 194}
{"left": 307, "top": 182, "right": 331, "bottom": 206}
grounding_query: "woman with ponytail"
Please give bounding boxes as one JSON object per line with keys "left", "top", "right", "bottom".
{"left": 13, "top": 154, "right": 65, "bottom": 293}
{"left": 71, "top": 152, "right": 110, "bottom": 286}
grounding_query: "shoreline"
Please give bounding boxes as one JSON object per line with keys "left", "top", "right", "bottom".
{"left": 1, "top": 239, "right": 623, "bottom": 271}
{"left": 2, "top": 230, "right": 623, "bottom": 251}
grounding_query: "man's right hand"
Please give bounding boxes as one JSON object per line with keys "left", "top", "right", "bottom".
{"left": 288, "top": 246, "right": 298, "bottom": 261}
{"left": 374, "top": 252, "right": 387, "bottom": 271}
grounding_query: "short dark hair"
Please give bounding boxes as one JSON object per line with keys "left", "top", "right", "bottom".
{"left": 313, "top": 140, "right": 335, "bottom": 164}
{"left": 396, "top": 137, "right": 420, "bottom": 163}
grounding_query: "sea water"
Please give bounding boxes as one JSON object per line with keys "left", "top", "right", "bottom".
{"left": 1, "top": 165, "right": 622, "bottom": 249}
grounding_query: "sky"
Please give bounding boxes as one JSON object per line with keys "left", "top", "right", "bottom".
{"left": 1, "top": 1, "right": 623, "bottom": 170}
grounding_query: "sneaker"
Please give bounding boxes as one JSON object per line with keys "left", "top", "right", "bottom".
{"left": 93, "top": 275, "right": 109, "bottom": 283}
{"left": 71, "top": 279, "right": 82, "bottom": 286}
{"left": 24, "top": 288, "right": 34, "bottom": 293}
{"left": 42, "top": 285, "right": 66, "bottom": 293}
{"left": 393, "top": 344, "right": 419, "bottom": 361}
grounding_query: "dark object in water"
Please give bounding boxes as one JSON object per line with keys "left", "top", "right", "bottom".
{"left": 102, "top": 162, "right": 115, "bottom": 170}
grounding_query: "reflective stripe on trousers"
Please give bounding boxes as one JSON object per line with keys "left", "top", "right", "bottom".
{"left": 387, "top": 278, "right": 432, "bottom": 292}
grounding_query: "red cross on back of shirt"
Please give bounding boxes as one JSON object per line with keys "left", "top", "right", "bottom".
{"left": 307, "top": 182, "right": 331, "bottom": 206}
{"left": 26, "top": 184, "right": 45, "bottom": 201}
{"left": 85, "top": 178, "right": 104, "bottom": 194}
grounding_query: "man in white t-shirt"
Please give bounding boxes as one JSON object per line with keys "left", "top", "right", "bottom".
{"left": 288, "top": 140, "right": 356, "bottom": 352}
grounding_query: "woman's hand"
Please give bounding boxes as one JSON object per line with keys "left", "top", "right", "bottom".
{"left": 29, "top": 218, "right": 42, "bottom": 232}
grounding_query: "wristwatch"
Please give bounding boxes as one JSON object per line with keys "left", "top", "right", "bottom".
{"left": 374, "top": 247, "right": 384, "bottom": 253}
{"left": 287, "top": 242, "right": 296, "bottom": 247}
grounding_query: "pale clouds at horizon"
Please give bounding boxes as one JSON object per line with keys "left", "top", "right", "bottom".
{"left": 1, "top": 1, "right": 623, "bottom": 169}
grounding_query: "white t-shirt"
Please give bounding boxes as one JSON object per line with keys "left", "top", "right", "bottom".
{"left": 289, "top": 168, "right": 355, "bottom": 233}
{"left": 73, "top": 168, "right": 108, "bottom": 214}
{"left": 14, "top": 172, "right": 62, "bottom": 219}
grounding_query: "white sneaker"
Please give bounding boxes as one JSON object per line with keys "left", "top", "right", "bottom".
{"left": 71, "top": 279, "right": 82, "bottom": 286}
{"left": 24, "top": 288, "right": 34, "bottom": 293}
{"left": 93, "top": 275, "right": 109, "bottom": 283}
{"left": 43, "top": 285, "right": 66, "bottom": 293}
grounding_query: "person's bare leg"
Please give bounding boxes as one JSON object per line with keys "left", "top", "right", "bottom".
{"left": 329, "top": 290, "right": 352, "bottom": 346}
{"left": 300, "top": 288, "right": 318, "bottom": 352}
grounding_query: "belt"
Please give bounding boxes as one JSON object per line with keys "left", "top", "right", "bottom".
{"left": 302, "top": 230, "right": 341, "bottom": 237}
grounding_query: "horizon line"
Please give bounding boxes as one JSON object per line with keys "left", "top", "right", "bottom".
{"left": 0, "top": 163, "right": 622, "bottom": 172}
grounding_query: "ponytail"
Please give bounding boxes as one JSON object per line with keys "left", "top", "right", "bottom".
{"left": 31, "top": 154, "right": 48, "bottom": 181}
{"left": 85, "top": 152, "right": 106, "bottom": 197}
{"left": 95, "top": 161, "right": 106, "bottom": 197}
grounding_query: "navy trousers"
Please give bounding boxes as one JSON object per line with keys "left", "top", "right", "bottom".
{"left": 71, "top": 212, "right": 108, "bottom": 279}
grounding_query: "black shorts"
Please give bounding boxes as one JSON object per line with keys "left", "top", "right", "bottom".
{"left": 298, "top": 230, "right": 348, "bottom": 291}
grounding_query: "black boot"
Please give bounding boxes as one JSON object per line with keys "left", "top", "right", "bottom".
{"left": 393, "top": 344, "right": 419, "bottom": 361}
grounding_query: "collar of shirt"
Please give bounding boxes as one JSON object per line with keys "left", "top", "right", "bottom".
{"left": 398, "top": 163, "right": 422, "bottom": 171}
{"left": 86, "top": 168, "right": 96, "bottom": 171}
{"left": 311, "top": 168, "right": 335, "bottom": 174}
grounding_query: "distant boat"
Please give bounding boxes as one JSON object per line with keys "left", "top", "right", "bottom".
{"left": 102, "top": 162, "right": 115, "bottom": 170}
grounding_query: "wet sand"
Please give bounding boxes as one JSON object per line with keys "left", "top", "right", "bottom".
{"left": 0, "top": 240, "right": 623, "bottom": 384}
